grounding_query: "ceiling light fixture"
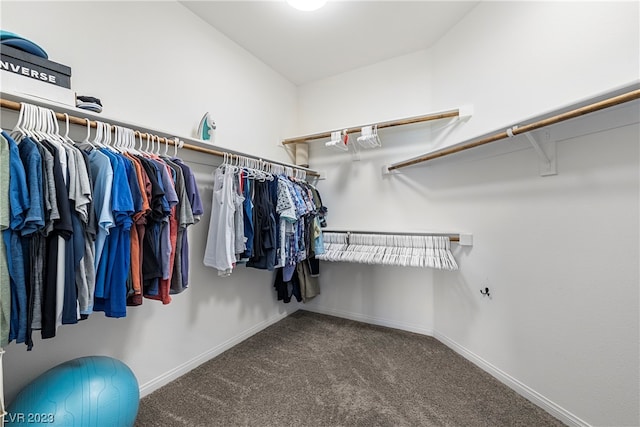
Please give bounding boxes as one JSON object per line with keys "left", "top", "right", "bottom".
{"left": 286, "top": 0, "right": 327, "bottom": 12}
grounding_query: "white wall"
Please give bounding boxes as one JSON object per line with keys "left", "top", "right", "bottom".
{"left": 0, "top": 1, "right": 296, "bottom": 158}
{"left": 0, "top": 1, "right": 298, "bottom": 402}
{"left": 430, "top": 1, "right": 640, "bottom": 144}
{"left": 300, "top": 2, "right": 639, "bottom": 426}
{"left": 1, "top": 1, "right": 639, "bottom": 425}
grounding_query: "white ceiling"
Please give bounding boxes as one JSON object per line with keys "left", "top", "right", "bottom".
{"left": 180, "top": 1, "right": 479, "bottom": 85}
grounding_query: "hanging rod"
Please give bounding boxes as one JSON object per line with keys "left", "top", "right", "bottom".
{"left": 386, "top": 88, "right": 640, "bottom": 172}
{"left": 322, "top": 229, "right": 474, "bottom": 245}
{"left": 281, "top": 107, "right": 468, "bottom": 146}
{"left": 0, "top": 96, "right": 320, "bottom": 177}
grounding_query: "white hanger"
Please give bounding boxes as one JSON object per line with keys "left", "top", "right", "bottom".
{"left": 82, "top": 118, "right": 96, "bottom": 148}
{"left": 264, "top": 160, "right": 274, "bottom": 181}
{"left": 104, "top": 123, "right": 113, "bottom": 149}
{"left": 126, "top": 129, "right": 139, "bottom": 155}
{"left": 32, "top": 105, "right": 46, "bottom": 140}
{"left": 62, "top": 113, "right": 75, "bottom": 144}
{"left": 20, "top": 104, "right": 38, "bottom": 140}
{"left": 162, "top": 136, "right": 169, "bottom": 156}
{"left": 135, "top": 132, "right": 143, "bottom": 153}
{"left": 92, "top": 121, "right": 102, "bottom": 146}
{"left": 17, "top": 103, "right": 31, "bottom": 140}
{"left": 155, "top": 135, "right": 161, "bottom": 155}
{"left": 325, "top": 130, "right": 349, "bottom": 151}
{"left": 242, "top": 157, "right": 255, "bottom": 180}
{"left": 45, "top": 108, "right": 65, "bottom": 144}
{"left": 26, "top": 104, "right": 41, "bottom": 140}
{"left": 115, "top": 126, "right": 126, "bottom": 153}
{"left": 126, "top": 128, "right": 135, "bottom": 152}
{"left": 112, "top": 125, "right": 119, "bottom": 149}
{"left": 95, "top": 121, "right": 108, "bottom": 148}
{"left": 357, "top": 125, "right": 382, "bottom": 149}
{"left": 227, "top": 153, "right": 238, "bottom": 173}
{"left": 119, "top": 127, "right": 130, "bottom": 152}
{"left": 173, "top": 137, "right": 182, "bottom": 157}
{"left": 118, "top": 127, "right": 127, "bottom": 151}
{"left": 45, "top": 109, "right": 56, "bottom": 142}
{"left": 10, "top": 102, "right": 27, "bottom": 140}
{"left": 34, "top": 106, "right": 49, "bottom": 141}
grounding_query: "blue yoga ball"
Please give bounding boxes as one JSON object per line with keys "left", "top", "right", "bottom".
{"left": 6, "top": 356, "right": 139, "bottom": 427}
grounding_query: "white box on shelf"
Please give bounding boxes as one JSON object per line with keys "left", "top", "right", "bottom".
{"left": 0, "top": 70, "right": 75, "bottom": 107}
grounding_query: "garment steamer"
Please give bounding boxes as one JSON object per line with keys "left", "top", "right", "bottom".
{"left": 197, "top": 112, "right": 216, "bottom": 142}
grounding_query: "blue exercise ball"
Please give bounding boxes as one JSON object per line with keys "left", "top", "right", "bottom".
{"left": 6, "top": 356, "right": 139, "bottom": 427}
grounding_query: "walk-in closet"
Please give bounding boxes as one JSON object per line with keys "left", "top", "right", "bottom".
{"left": 0, "top": 1, "right": 638, "bottom": 426}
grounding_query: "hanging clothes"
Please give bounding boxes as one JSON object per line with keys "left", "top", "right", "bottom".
{"left": 0, "top": 133, "right": 11, "bottom": 348}
{"left": 202, "top": 161, "right": 327, "bottom": 306}
{"left": 1, "top": 130, "right": 28, "bottom": 347}
{"left": 169, "top": 157, "right": 202, "bottom": 293}
{"left": 245, "top": 179, "right": 277, "bottom": 271}
{"left": 1, "top": 114, "right": 203, "bottom": 351}
{"left": 203, "top": 164, "right": 237, "bottom": 275}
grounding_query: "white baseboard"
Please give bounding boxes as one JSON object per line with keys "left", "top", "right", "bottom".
{"left": 433, "top": 331, "right": 591, "bottom": 427}
{"left": 138, "top": 309, "right": 296, "bottom": 397}
{"left": 303, "top": 306, "right": 589, "bottom": 426}
{"left": 302, "top": 305, "right": 434, "bottom": 336}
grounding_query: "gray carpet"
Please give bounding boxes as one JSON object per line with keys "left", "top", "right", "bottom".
{"left": 135, "top": 311, "right": 565, "bottom": 427}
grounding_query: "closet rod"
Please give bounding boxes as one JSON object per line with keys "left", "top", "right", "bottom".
{"left": 0, "top": 97, "right": 320, "bottom": 177}
{"left": 387, "top": 89, "right": 640, "bottom": 171}
{"left": 323, "top": 229, "right": 462, "bottom": 243}
{"left": 281, "top": 109, "right": 460, "bottom": 145}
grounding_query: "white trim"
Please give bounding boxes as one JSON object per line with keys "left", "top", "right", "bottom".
{"left": 138, "top": 309, "right": 295, "bottom": 397}
{"left": 433, "top": 331, "right": 591, "bottom": 427}
{"left": 301, "top": 305, "right": 434, "bottom": 336}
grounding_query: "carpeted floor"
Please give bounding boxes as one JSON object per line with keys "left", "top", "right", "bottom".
{"left": 135, "top": 311, "right": 565, "bottom": 427}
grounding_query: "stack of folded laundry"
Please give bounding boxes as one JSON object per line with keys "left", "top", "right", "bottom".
{"left": 76, "top": 95, "right": 102, "bottom": 113}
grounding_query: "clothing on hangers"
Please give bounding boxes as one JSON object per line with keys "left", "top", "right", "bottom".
{"left": 202, "top": 160, "right": 327, "bottom": 304}
{"left": 0, "top": 116, "right": 203, "bottom": 351}
{"left": 0, "top": 133, "right": 11, "bottom": 348}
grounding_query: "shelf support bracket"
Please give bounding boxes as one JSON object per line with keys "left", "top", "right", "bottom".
{"left": 509, "top": 127, "right": 557, "bottom": 177}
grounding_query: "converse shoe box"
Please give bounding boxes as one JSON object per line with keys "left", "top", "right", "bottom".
{"left": 1, "top": 44, "right": 74, "bottom": 106}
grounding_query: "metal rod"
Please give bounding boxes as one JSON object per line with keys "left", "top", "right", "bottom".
{"left": 0, "top": 97, "right": 320, "bottom": 177}
{"left": 322, "top": 229, "right": 460, "bottom": 242}
{"left": 282, "top": 109, "right": 460, "bottom": 145}
{"left": 387, "top": 89, "right": 640, "bottom": 171}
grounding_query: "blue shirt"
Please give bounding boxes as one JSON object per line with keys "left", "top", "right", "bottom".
{"left": 88, "top": 149, "right": 114, "bottom": 272}
{"left": 1, "top": 132, "right": 29, "bottom": 344}
{"left": 94, "top": 150, "right": 133, "bottom": 318}
{"left": 2, "top": 131, "right": 28, "bottom": 231}
{"left": 17, "top": 137, "right": 44, "bottom": 235}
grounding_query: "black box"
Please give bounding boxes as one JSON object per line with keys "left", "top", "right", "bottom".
{"left": 0, "top": 44, "right": 71, "bottom": 89}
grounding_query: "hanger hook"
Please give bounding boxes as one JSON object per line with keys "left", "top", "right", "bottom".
{"left": 64, "top": 113, "right": 71, "bottom": 139}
